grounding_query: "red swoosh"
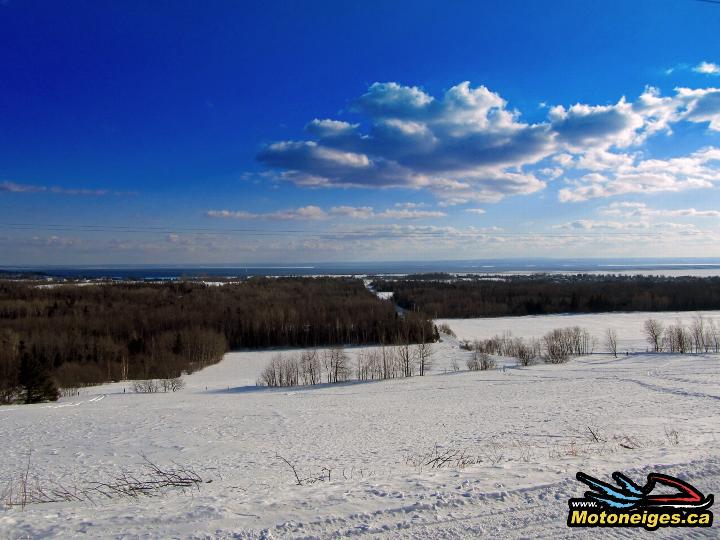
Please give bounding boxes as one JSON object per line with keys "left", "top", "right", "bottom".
{"left": 645, "top": 474, "right": 703, "bottom": 503}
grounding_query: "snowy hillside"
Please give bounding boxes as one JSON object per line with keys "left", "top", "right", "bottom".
{"left": 1, "top": 312, "right": 719, "bottom": 538}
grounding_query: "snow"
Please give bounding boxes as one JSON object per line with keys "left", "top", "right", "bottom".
{"left": 1, "top": 312, "right": 719, "bottom": 538}
{"left": 439, "top": 310, "right": 720, "bottom": 352}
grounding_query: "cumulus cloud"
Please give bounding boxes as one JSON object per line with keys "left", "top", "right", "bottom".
{"left": 465, "top": 208, "right": 486, "bottom": 215}
{"left": 694, "top": 61, "right": 720, "bottom": 75}
{"left": 258, "top": 81, "right": 552, "bottom": 203}
{"left": 549, "top": 98, "right": 644, "bottom": 149}
{"left": 677, "top": 87, "right": 720, "bottom": 131}
{"left": 558, "top": 147, "right": 720, "bottom": 202}
{"left": 258, "top": 80, "right": 720, "bottom": 205}
{"left": 305, "top": 118, "right": 359, "bottom": 138}
{"left": 549, "top": 84, "right": 701, "bottom": 150}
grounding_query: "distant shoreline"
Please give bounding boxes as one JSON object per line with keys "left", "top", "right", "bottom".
{"left": 4, "top": 258, "right": 720, "bottom": 280}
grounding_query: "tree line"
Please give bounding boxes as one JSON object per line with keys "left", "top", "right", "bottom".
{"left": 0, "top": 278, "right": 435, "bottom": 403}
{"left": 643, "top": 316, "right": 720, "bottom": 354}
{"left": 258, "top": 341, "right": 435, "bottom": 388}
{"left": 372, "top": 275, "right": 720, "bottom": 318}
{"left": 459, "top": 326, "right": 594, "bottom": 366}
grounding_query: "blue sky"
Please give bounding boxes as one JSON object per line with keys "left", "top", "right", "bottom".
{"left": 2, "top": 0, "right": 720, "bottom": 264}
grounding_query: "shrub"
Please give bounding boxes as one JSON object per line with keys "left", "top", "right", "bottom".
{"left": 480, "top": 352, "right": 496, "bottom": 370}
{"left": 132, "top": 380, "right": 159, "bottom": 393}
{"left": 467, "top": 351, "right": 495, "bottom": 371}
{"left": 513, "top": 341, "right": 538, "bottom": 366}
{"left": 160, "top": 377, "right": 185, "bottom": 392}
{"left": 541, "top": 327, "right": 593, "bottom": 363}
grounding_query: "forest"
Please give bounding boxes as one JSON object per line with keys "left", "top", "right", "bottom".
{"left": 0, "top": 278, "right": 435, "bottom": 403}
{"left": 372, "top": 274, "right": 720, "bottom": 318}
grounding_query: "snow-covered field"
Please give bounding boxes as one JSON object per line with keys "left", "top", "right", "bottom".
{"left": 439, "top": 310, "right": 720, "bottom": 353}
{"left": 1, "top": 312, "right": 719, "bottom": 538}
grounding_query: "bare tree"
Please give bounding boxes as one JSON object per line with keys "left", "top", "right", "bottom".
{"left": 542, "top": 329, "right": 571, "bottom": 363}
{"left": 258, "top": 353, "right": 300, "bottom": 387}
{"left": 513, "top": 340, "right": 538, "bottom": 367}
{"left": 132, "top": 380, "right": 159, "bottom": 393}
{"left": 644, "top": 319, "right": 664, "bottom": 352}
{"left": 466, "top": 350, "right": 495, "bottom": 371}
{"left": 380, "top": 345, "right": 397, "bottom": 379}
{"left": 355, "top": 349, "right": 384, "bottom": 381}
{"left": 466, "top": 354, "right": 480, "bottom": 371}
{"left": 159, "top": 377, "right": 185, "bottom": 392}
{"left": 299, "top": 349, "right": 321, "bottom": 385}
{"left": 322, "top": 347, "right": 350, "bottom": 384}
{"left": 604, "top": 328, "right": 618, "bottom": 358}
{"left": 663, "top": 323, "right": 691, "bottom": 354}
{"left": 690, "top": 315, "right": 707, "bottom": 353}
{"left": 397, "top": 341, "right": 415, "bottom": 377}
{"left": 709, "top": 320, "right": 720, "bottom": 353}
{"left": 414, "top": 342, "right": 434, "bottom": 376}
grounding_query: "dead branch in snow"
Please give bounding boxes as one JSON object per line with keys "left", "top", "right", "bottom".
{"left": 2, "top": 453, "right": 203, "bottom": 509}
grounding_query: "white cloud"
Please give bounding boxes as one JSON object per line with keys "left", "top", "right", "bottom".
{"left": 538, "top": 167, "right": 563, "bottom": 179}
{"left": 554, "top": 219, "right": 650, "bottom": 230}
{"left": 259, "top": 81, "right": 553, "bottom": 203}
{"left": 205, "top": 210, "right": 259, "bottom": 219}
{"left": 558, "top": 146, "right": 720, "bottom": 202}
{"left": 597, "top": 201, "right": 648, "bottom": 216}
{"left": 0, "top": 181, "right": 46, "bottom": 193}
{"left": 437, "top": 197, "right": 470, "bottom": 207}
{"left": 305, "top": 118, "right": 359, "bottom": 138}
{"left": 207, "top": 205, "right": 447, "bottom": 221}
{"left": 549, "top": 98, "right": 644, "bottom": 149}
{"left": 553, "top": 153, "right": 574, "bottom": 167}
{"left": 464, "top": 208, "right": 486, "bottom": 215}
{"left": 660, "top": 208, "right": 720, "bottom": 218}
{"left": 394, "top": 202, "right": 428, "bottom": 209}
{"left": 375, "top": 209, "right": 446, "bottom": 219}
{"left": 599, "top": 201, "right": 720, "bottom": 218}
{"left": 575, "top": 149, "right": 637, "bottom": 171}
{"left": 0, "top": 180, "right": 130, "bottom": 196}
{"left": 354, "top": 82, "right": 434, "bottom": 118}
{"left": 694, "top": 61, "right": 720, "bottom": 75}
{"left": 329, "top": 206, "right": 375, "bottom": 219}
{"left": 206, "top": 206, "right": 328, "bottom": 221}
{"left": 676, "top": 87, "right": 720, "bottom": 131}
{"left": 259, "top": 81, "right": 720, "bottom": 206}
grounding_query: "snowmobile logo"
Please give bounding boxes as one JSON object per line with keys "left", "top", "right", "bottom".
{"left": 567, "top": 471, "right": 714, "bottom": 530}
